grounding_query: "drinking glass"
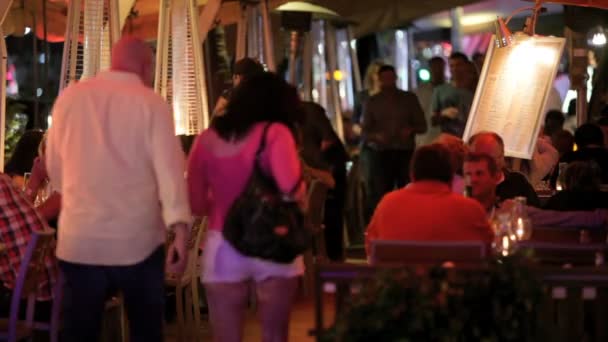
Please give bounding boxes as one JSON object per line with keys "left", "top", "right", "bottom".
{"left": 22, "top": 172, "right": 31, "bottom": 192}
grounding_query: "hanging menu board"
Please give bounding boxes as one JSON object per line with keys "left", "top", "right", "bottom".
{"left": 462, "top": 33, "right": 566, "bottom": 159}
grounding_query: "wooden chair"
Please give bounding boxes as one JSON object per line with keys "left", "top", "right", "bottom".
{"left": 302, "top": 180, "right": 329, "bottom": 296}
{"left": 165, "top": 218, "right": 206, "bottom": 342}
{"left": 344, "top": 156, "right": 367, "bottom": 246}
{"left": 0, "top": 229, "right": 55, "bottom": 342}
{"left": 369, "top": 240, "right": 488, "bottom": 266}
{"left": 50, "top": 219, "right": 207, "bottom": 342}
{"left": 308, "top": 179, "right": 329, "bottom": 261}
{"left": 46, "top": 273, "right": 128, "bottom": 342}
{"left": 102, "top": 219, "right": 208, "bottom": 342}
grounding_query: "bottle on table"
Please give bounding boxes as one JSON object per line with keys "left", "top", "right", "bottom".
{"left": 555, "top": 162, "right": 568, "bottom": 191}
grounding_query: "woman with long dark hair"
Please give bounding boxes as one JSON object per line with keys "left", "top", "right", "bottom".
{"left": 187, "top": 72, "right": 305, "bottom": 342}
{"left": 4, "top": 129, "right": 44, "bottom": 188}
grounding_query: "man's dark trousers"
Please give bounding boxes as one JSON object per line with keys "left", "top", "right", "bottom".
{"left": 58, "top": 246, "right": 165, "bottom": 342}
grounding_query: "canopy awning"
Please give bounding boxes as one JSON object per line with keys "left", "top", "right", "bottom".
{"left": 3, "top": 0, "right": 608, "bottom": 42}
{"left": 2, "top": 0, "right": 484, "bottom": 41}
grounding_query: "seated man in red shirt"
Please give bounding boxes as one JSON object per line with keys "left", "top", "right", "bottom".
{"left": 365, "top": 144, "right": 493, "bottom": 255}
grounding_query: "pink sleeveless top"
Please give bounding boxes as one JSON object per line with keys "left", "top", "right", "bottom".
{"left": 187, "top": 122, "right": 303, "bottom": 232}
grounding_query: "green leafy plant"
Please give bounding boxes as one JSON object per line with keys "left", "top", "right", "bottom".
{"left": 323, "top": 254, "right": 543, "bottom": 342}
{"left": 4, "top": 97, "right": 28, "bottom": 163}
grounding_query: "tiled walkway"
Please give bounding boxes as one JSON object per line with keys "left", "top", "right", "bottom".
{"left": 165, "top": 294, "right": 336, "bottom": 341}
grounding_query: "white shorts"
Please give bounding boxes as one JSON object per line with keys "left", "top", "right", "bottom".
{"left": 201, "top": 229, "right": 304, "bottom": 283}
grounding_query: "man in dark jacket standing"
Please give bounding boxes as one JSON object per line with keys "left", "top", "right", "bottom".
{"left": 360, "top": 64, "right": 427, "bottom": 221}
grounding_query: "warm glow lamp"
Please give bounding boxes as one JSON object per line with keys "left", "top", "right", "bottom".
{"left": 155, "top": 0, "right": 210, "bottom": 135}
{"left": 494, "top": 0, "right": 546, "bottom": 48}
{"left": 494, "top": 17, "right": 514, "bottom": 48}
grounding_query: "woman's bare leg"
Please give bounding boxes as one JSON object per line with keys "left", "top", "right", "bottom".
{"left": 255, "top": 277, "right": 299, "bottom": 342}
{"left": 204, "top": 281, "right": 249, "bottom": 342}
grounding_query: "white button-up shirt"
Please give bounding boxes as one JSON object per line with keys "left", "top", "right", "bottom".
{"left": 46, "top": 70, "right": 191, "bottom": 266}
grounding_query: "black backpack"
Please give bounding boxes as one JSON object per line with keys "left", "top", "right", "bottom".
{"left": 222, "top": 123, "right": 311, "bottom": 263}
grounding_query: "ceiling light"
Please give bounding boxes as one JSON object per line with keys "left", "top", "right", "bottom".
{"left": 588, "top": 26, "right": 606, "bottom": 47}
{"left": 494, "top": 17, "right": 513, "bottom": 48}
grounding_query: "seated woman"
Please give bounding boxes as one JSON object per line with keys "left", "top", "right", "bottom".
{"left": 23, "top": 134, "right": 61, "bottom": 225}
{"left": 545, "top": 161, "right": 608, "bottom": 211}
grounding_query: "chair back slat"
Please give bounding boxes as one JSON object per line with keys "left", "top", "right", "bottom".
{"left": 7, "top": 229, "right": 55, "bottom": 337}
{"left": 306, "top": 180, "right": 330, "bottom": 261}
{"left": 184, "top": 218, "right": 206, "bottom": 276}
{"left": 165, "top": 218, "right": 206, "bottom": 279}
{"left": 531, "top": 227, "right": 607, "bottom": 244}
{"left": 530, "top": 227, "right": 606, "bottom": 244}
{"left": 306, "top": 180, "right": 329, "bottom": 231}
{"left": 370, "top": 240, "right": 487, "bottom": 266}
{"left": 518, "top": 241, "right": 607, "bottom": 266}
{"left": 186, "top": 218, "right": 204, "bottom": 250}
{"left": 18, "top": 229, "right": 55, "bottom": 298}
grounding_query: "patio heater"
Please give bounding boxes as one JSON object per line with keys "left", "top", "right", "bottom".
{"left": 59, "top": 0, "right": 121, "bottom": 91}
{"left": 276, "top": 1, "right": 361, "bottom": 141}
{"left": 0, "top": 0, "right": 13, "bottom": 171}
{"left": 155, "top": 0, "right": 210, "bottom": 135}
{"left": 233, "top": 0, "right": 276, "bottom": 71}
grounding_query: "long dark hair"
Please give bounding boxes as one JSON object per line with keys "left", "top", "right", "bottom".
{"left": 5, "top": 129, "right": 44, "bottom": 176}
{"left": 212, "top": 72, "right": 304, "bottom": 142}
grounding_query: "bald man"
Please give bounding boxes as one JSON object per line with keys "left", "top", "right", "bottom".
{"left": 46, "top": 36, "right": 191, "bottom": 342}
{"left": 468, "top": 132, "right": 540, "bottom": 206}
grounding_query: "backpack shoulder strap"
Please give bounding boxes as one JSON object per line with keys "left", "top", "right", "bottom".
{"left": 255, "top": 122, "right": 272, "bottom": 161}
